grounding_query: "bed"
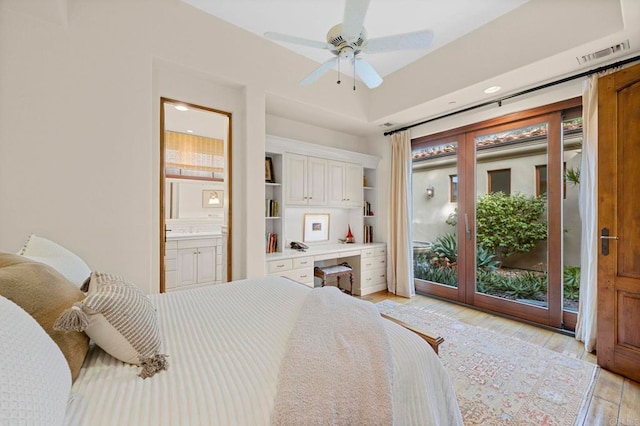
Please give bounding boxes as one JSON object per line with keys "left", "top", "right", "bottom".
{"left": 0, "top": 242, "right": 462, "bottom": 426}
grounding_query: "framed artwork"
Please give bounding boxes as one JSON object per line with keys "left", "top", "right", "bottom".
{"left": 265, "top": 157, "right": 274, "bottom": 183}
{"left": 303, "top": 213, "right": 330, "bottom": 242}
{"left": 202, "top": 190, "right": 223, "bottom": 208}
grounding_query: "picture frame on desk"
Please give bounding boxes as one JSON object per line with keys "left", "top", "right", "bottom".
{"left": 265, "top": 157, "right": 275, "bottom": 183}
{"left": 303, "top": 213, "right": 330, "bottom": 242}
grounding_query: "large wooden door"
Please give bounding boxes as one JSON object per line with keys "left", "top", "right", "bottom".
{"left": 597, "top": 62, "right": 640, "bottom": 382}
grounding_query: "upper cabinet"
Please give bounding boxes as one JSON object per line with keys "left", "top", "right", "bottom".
{"left": 327, "top": 160, "right": 363, "bottom": 208}
{"left": 284, "top": 153, "right": 327, "bottom": 205}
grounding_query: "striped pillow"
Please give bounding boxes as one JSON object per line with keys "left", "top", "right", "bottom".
{"left": 55, "top": 272, "right": 168, "bottom": 379}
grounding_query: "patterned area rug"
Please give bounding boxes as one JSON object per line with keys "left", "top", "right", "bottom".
{"left": 377, "top": 300, "right": 598, "bottom": 426}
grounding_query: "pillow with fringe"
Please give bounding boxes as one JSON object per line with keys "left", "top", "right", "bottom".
{"left": 55, "top": 271, "right": 168, "bottom": 379}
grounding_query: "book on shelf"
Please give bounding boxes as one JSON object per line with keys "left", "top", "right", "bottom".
{"left": 265, "top": 199, "right": 279, "bottom": 217}
{"left": 363, "top": 225, "right": 374, "bottom": 243}
{"left": 266, "top": 232, "right": 278, "bottom": 253}
{"left": 363, "top": 201, "right": 372, "bottom": 216}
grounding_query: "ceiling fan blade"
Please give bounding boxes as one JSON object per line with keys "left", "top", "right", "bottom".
{"left": 342, "top": 0, "right": 370, "bottom": 42}
{"left": 364, "top": 30, "right": 434, "bottom": 53}
{"left": 300, "top": 57, "right": 339, "bottom": 86}
{"left": 264, "top": 32, "right": 333, "bottom": 50}
{"left": 354, "top": 57, "right": 382, "bottom": 88}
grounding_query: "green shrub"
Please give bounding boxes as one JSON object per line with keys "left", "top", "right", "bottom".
{"left": 422, "top": 266, "right": 458, "bottom": 287}
{"left": 563, "top": 266, "right": 580, "bottom": 301}
{"left": 476, "top": 245, "right": 499, "bottom": 271}
{"left": 431, "top": 233, "right": 458, "bottom": 263}
{"left": 446, "top": 192, "right": 548, "bottom": 262}
{"left": 476, "top": 192, "right": 548, "bottom": 261}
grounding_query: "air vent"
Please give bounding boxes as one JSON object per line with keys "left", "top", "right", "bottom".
{"left": 577, "top": 40, "right": 630, "bottom": 64}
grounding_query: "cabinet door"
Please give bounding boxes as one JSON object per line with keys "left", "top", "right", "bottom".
{"left": 197, "top": 246, "right": 217, "bottom": 284}
{"left": 177, "top": 248, "right": 198, "bottom": 287}
{"left": 327, "top": 160, "right": 345, "bottom": 206}
{"left": 285, "top": 153, "right": 307, "bottom": 205}
{"left": 306, "top": 157, "right": 327, "bottom": 205}
{"left": 343, "top": 162, "right": 363, "bottom": 207}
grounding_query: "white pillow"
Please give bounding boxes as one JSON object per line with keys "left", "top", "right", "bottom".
{"left": 18, "top": 234, "right": 91, "bottom": 288}
{"left": 0, "top": 295, "right": 71, "bottom": 426}
{"left": 55, "top": 272, "right": 168, "bottom": 379}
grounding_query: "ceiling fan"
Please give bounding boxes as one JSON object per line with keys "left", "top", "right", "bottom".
{"left": 264, "top": 0, "right": 433, "bottom": 89}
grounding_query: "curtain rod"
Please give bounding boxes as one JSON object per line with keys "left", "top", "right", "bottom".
{"left": 384, "top": 54, "right": 640, "bottom": 137}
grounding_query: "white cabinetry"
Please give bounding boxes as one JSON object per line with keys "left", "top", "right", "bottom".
{"left": 266, "top": 256, "right": 314, "bottom": 287}
{"left": 363, "top": 167, "right": 377, "bottom": 243}
{"left": 360, "top": 245, "right": 387, "bottom": 294}
{"left": 327, "top": 160, "right": 362, "bottom": 208}
{"left": 266, "top": 153, "right": 283, "bottom": 253}
{"left": 165, "top": 237, "right": 222, "bottom": 291}
{"left": 284, "top": 153, "right": 327, "bottom": 205}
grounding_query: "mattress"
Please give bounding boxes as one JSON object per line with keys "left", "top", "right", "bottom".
{"left": 64, "top": 276, "right": 462, "bottom": 425}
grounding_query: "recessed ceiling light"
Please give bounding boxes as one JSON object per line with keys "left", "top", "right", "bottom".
{"left": 175, "top": 105, "right": 188, "bottom": 111}
{"left": 484, "top": 86, "right": 501, "bottom": 94}
{"left": 186, "top": 129, "right": 194, "bottom": 133}
{"left": 448, "top": 101, "right": 457, "bottom": 105}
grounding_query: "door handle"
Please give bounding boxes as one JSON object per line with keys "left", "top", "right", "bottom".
{"left": 464, "top": 213, "right": 472, "bottom": 241}
{"left": 600, "top": 227, "right": 618, "bottom": 256}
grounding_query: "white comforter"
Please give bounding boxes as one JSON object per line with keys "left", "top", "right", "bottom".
{"left": 64, "top": 276, "right": 462, "bottom": 425}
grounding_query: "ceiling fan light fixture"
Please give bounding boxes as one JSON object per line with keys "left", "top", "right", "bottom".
{"left": 264, "top": 0, "right": 433, "bottom": 90}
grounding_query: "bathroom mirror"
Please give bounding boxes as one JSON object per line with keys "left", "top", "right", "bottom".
{"left": 160, "top": 98, "right": 232, "bottom": 292}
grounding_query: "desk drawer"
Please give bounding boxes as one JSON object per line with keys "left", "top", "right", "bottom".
{"left": 362, "top": 268, "right": 386, "bottom": 287}
{"left": 362, "top": 255, "right": 386, "bottom": 271}
{"left": 293, "top": 256, "right": 314, "bottom": 269}
{"left": 280, "top": 267, "right": 314, "bottom": 286}
{"left": 361, "top": 247, "right": 376, "bottom": 258}
{"left": 267, "top": 259, "right": 293, "bottom": 274}
{"left": 374, "top": 246, "right": 387, "bottom": 257}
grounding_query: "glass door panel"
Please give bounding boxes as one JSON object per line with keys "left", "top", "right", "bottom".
{"left": 561, "top": 117, "right": 584, "bottom": 329}
{"left": 412, "top": 140, "right": 461, "bottom": 297}
{"left": 474, "top": 123, "right": 550, "bottom": 309}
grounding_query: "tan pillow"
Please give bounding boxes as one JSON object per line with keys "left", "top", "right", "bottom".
{"left": 0, "top": 253, "right": 89, "bottom": 381}
{"left": 55, "top": 271, "right": 168, "bottom": 379}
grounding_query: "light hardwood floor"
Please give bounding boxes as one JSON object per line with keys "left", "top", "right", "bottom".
{"left": 361, "top": 291, "right": 640, "bottom": 426}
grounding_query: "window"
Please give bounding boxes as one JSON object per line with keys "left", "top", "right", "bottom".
{"left": 536, "top": 165, "right": 547, "bottom": 197}
{"left": 537, "top": 163, "right": 567, "bottom": 198}
{"left": 488, "top": 169, "right": 511, "bottom": 195}
{"left": 450, "top": 175, "right": 458, "bottom": 202}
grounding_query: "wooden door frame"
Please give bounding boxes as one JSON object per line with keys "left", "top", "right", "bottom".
{"left": 159, "top": 97, "right": 233, "bottom": 293}
{"left": 413, "top": 98, "right": 581, "bottom": 329}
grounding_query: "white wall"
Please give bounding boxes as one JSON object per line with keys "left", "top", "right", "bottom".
{"left": 0, "top": 0, "right": 374, "bottom": 292}
{"left": 266, "top": 114, "right": 368, "bottom": 154}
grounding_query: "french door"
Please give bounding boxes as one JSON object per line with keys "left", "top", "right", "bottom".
{"left": 412, "top": 99, "right": 582, "bottom": 329}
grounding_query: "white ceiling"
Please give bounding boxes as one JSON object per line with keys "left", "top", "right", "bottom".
{"left": 180, "top": 0, "right": 640, "bottom": 136}
{"left": 182, "top": 0, "right": 528, "bottom": 78}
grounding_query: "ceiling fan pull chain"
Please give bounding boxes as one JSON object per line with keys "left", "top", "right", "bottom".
{"left": 337, "top": 59, "right": 341, "bottom": 85}
{"left": 353, "top": 56, "right": 356, "bottom": 91}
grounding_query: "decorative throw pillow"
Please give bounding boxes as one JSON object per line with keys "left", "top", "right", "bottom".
{"left": 0, "top": 295, "right": 71, "bottom": 426}
{"left": 0, "top": 253, "right": 89, "bottom": 381}
{"left": 55, "top": 271, "right": 168, "bottom": 379}
{"left": 18, "top": 234, "right": 91, "bottom": 288}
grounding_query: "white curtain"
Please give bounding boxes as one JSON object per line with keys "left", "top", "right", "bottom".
{"left": 388, "top": 130, "right": 414, "bottom": 297}
{"left": 575, "top": 75, "right": 598, "bottom": 352}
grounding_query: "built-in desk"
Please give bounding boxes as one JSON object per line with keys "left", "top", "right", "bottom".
{"left": 265, "top": 243, "right": 387, "bottom": 296}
